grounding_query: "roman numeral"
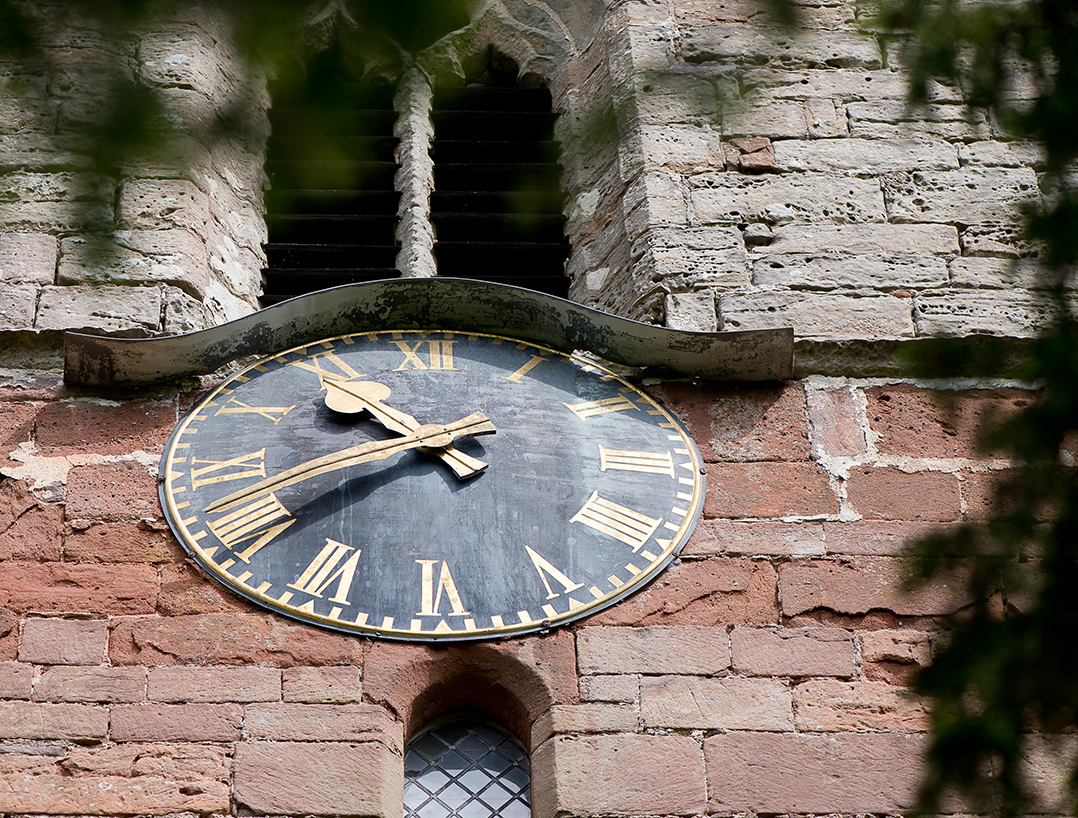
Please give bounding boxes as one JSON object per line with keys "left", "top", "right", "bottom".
{"left": 288, "top": 539, "right": 362, "bottom": 605}
{"left": 598, "top": 445, "right": 676, "bottom": 477}
{"left": 502, "top": 355, "right": 547, "bottom": 382}
{"left": 525, "top": 545, "right": 584, "bottom": 599}
{"left": 190, "top": 449, "right": 266, "bottom": 490}
{"left": 564, "top": 390, "right": 640, "bottom": 420}
{"left": 288, "top": 350, "right": 365, "bottom": 386}
{"left": 214, "top": 397, "right": 295, "bottom": 425}
{"left": 415, "top": 559, "right": 469, "bottom": 616}
{"left": 206, "top": 493, "right": 296, "bottom": 562}
{"left": 571, "top": 490, "right": 662, "bottom": 552}
{"left": 393, "top": 340, "right": 457, "bottom": 371}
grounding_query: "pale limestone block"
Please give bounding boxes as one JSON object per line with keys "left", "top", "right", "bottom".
{"left": 772, "top": 138, "right": 959, "bottom": 173}
{"left": 118, "top": 178, "right": 208, "bottom": 235}
{"left": 768, "top": 223, "right": 960, "bottom": 256}
{"left": 634, "top": 72, "right": 718, "bottom": 124}
{"left": 689, "top": 172, "right": 885, "bottom": 224}
{"left": 848, "top": 101, "right": 990, "bottom": 141}
{"left": 959, "top": 222, "right": 1037, "bottom": 258}
{"left": 742, "top": 68, "right": 962, "bottom": 103}
{"left": 622, "top": 172, "right": 688, "bottom": 241}
{"left": 0, "top": 171, "right": 113, "bottom": 202}
{"left": 203, "top": 278, "right": 256, "bottom": 325}
{"left": 665, "top": 290, "right": 717, "bottom": 331}
{"left": 138, "top": 31, "right": 222, "bottom": 96}
{"left": 0, "top": 234, "right": 57, "bottom": 284}
{"left": 883, "top": 167, "right": 1041, "bottom": 225}
{"left": 793, "top": 679, "right": 929, "bottom": 731}
{"left": 640, "top": 675, "right": 794, "bottom": 730}
{"left": 636, "top": 122, "right": 723, "bottom": 171}
{"left": 806, "top": 98, "right": 847, "bottom": 137}
{"left": 207, "top": 224, "right": 262, "bottom": 300}
{"left": 683, "top": 26, "right": 882, "bottom": 69}
{"left": 0, "top": 133, "right": 94, "bottom": 172}
{"left": 0, "top": 201, "right": 113, "bottom": 232}
{"left": 722, "top": 99, "right": 814, "bottom": 139}
{"left": 635, "top": 227, "right": 750, "bottom": 290}
{"left": 35, "top": 285, "right": 161, "bottom": 334}
{"left": 0, "top": 284, "right": 38, "bottom": 330}
{"left": 58, "top": 230, "right": 210, "bottom": 299}
{"left": 161, "top": 285, "right": 207, "bottom": 334}
{"left": 753, "top": 254, "right": 948, "bottom": 290}
{"left": 720, "top": 289, "right": 915, "bottom": 338}
{"left": 959, "top": 140, "right": 1044, "bottom": 168}
{"left": 913, "top": 288, "right": 1057, "bottom": 338}
{"left": 949, "top": 257, "right": 1059, "bottom": 289}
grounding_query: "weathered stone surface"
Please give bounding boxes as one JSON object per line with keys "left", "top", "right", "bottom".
{"left": 0, "top": 233, "right": 57, "bottom": 284}
{"left": 640, "top": 675, "right": 793, "bottom": 730}
{"left": 690, "top": 172, "right": 885, "bottom": 224}
{"left": 767, "top": 222, "right": 960, "bottom": 256}
{"left": 633, "top": 123, "right": 723, "bottom": 171}
{"left": 64, "top": 521, "right": 177, "bottom": 564}
{"left": 773, "top": 138, "right": 958, "bottom": 172}
{"left": 64, "top": 461, "right": 160, "bottom": 522}
{"left": 705, "top": 731, "right": 925, "bottom": 813}
{"left": 847, "top": 465, "right": 961, "bottom": 521}
{"left": 0, "top": 284, "right": 37, "bottom": 330}
{"left": 148, "top": 666, "right": 280, "bottom": 703}
{"left": 720, "top": 290, "right": 915, "bottom": 338}
{"left": 622, "top": 171, "right": 689, "bottom": 240}
{"left": 687, "top": 519, "right": 826, "bottom": 557}
{"left": 914, "top": 288, "right": 1057, "bottom": 337}
{"left": 578, "top": 673, "right": 639, "bottom": 703}
{"left": 742, "top": 68, "right": 960, "bottom": 103}
{"left": 861, "top": 628, "right": 934, "bottom": 665}
{"left": 531, "top": 703, "right": 639, "bottom": 745}
{"left": 117, "top": 178, "right": 209, "bottom": 234}
{"left": 805, "top": 384, "right": 868, "bottom": 460}
{"left": 848, "top": 101, "right": 990, "bottom": 140}
{"left": 0, "top": 772, "right": 229, "bottom": 814}
{"left": 753, "top": 254, "right": 948, "bottom": 290}
{"left": 822, "top": 520, "right": 955, "bottom": 556}
{"left": 0, "top": 563, "right": 157, "bottom": 615}
{"left": 0, "top": 663, "right": 32, "bottom": 700}
{"left": 793, "top": 678, "right": 929, "bottom": 731}
{"left": 34, "top": 398, "right": 174, "bottom": 457}
{"left": 62, "top": 742, "right": 229, "bottom": 781}
{"left": 722, "top": 98, "right": 847, "bottom": 139}
{"left": 233, "top": 741, "right": 403, "bottom": 818}
{"left": 0, "top": 701, "right": 107, "bottom": 741}
{"left": 18, "top": 617, "right": 107, "bottom": 666}
{"left": 633, "top": 226, "right": 750, "bottom": 289}
{"left": 705, "top": 461, "right": 838, "bottom": 518}
{"left": 109, "top": 613, "right": 364, "bottom": 667}
{"left": 533, "top": 733, "right": 705, "bottom": 818}
{"left": 244, "top": 703, "right": 402, "bottom": 751}
{"left": 577, "top": 626, "right": 730, "bottom": 675}
{"left": 35, "top": 284, "right": 161, "bottom": 334}
{"left": 949, "top": 257, "right": 1053, "bottom": 289}
{"left": 884, "top": 167, "right": 1040, "bottom": 225}
{"left": 0, "top": 479, "right": 62, "bottom": 561}
{"left": 683, "top": 25, "right": 881, "bottom": 68}
{"left": 665, "top": 290, "right": 717, "bottom": 330}
{"left": 778, "top": 556, "right": 967, "bottom": 616}
{"left": 58, "top": 230, "right": 211, "bottom": 299}
{"left": 282, "top": 665, "right": 363, "bottom": 703}
{"left": 110, "top": 703, "right": 242, "bottom": 742}
{"left": 731, "top": 626, "right": 856, "bottom": 677}
{"left": 586, "top": 557, "right": 779, "bottom": 626}
{"left": 959, "top": 139, "right": 1043, "bottom": 168}
{"left": 35, "top": 667, "right": 146, "bottom": 703}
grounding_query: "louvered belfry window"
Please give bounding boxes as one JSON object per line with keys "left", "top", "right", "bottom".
{"left": 261, "top": 47, "right": 569, "bottom": 306}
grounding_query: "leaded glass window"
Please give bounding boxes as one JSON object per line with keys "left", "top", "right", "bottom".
{"left": 404, "top": 716, "right": 531, "bottom": 818}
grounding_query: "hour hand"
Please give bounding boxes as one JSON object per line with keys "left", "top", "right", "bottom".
{"left": 324, "top": 378, "right": 491, "bottom": 478}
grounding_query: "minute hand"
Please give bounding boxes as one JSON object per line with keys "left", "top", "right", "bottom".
{"left": 204, "top": 413, "right": 496, "bottom": 515}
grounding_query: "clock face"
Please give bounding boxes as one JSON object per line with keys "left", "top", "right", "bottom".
{"left": 160, "top": 331, "right": 705, "bottom": 641}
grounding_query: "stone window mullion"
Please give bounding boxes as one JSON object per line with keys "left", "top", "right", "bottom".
{"left": 394, "top": 66, "right": 437, "bottom": 278}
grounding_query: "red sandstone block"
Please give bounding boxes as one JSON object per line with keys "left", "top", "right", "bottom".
{"left": 861, "top": 628, "right": 933, "bottom": 666}
{"left": 531, "top": 703, "right": 638, "bottom": 745}
{"left": 705, "top": 462, "right": 838, "bottom": 519}
{"left": 108, "top": 613, "right": 363, "bottom": 667}
{"left": 35, "top": 666, "right": 146, "bottom": 703}
{"left": 63, "top": 742, "right": 228, "bottom": 782}
{"left": 0, "top": 479, "right": 62, "bottom": 561}
{"left": 590, "top": 557, "right": 779, "bottom": 627}
{"left": 18, "top": 617, "right": 107, "bottom": 665}
{"left": 577, "top": 625, "right": 730, "bottom": 675}
{"left": 704, "top": 731, "right": 925, "bottom": 813}
{"left": 0, "top": 404, "right": 35, "bottom": 457}
{"left": 148, "top": 666, "right": 281, "bottom": 703}
{"left": 64, "top": 521, "right": 178, "bottom": 564}
{"left": 34, "top": 399, "right": 175, "bottom": 457}
{"left": 0, "top": 701, "right": 107, "bottom": 740}
{"left": 650, "top": 381, "right": 810, "bottom": 462}
{"left": 578, "top": 674, "right": 639, "bottom": 703}
{"left": 156, "top": 561, "right": 253, "bottom": 615}
{"left": 778, "top": 557, "right": 967, "bottom": 617}
{"left": 244, "top": 703, "right": 403, "bottom": 751}
{"left": 805, "top": 386, "right": 868, "bottom": 459}
{"left": 687, "top": 518, "right": 826, "bottom": 557}
{"left": 110, "top": 703, "right": 242, "bottom": 742}
{"left": 64, "top": 461, "right": 160, "bottom": 521}
{"left": 731, "top": 626, "right": 855, "bottom": 677}
{"left": 0, "top": 562, "right": 157, "bottom": 615}
{"left": 0, "top": 662, "right": 32, "bottom": 699}
{"left": 0, "top": 772, "right": 228, "bottom": 815}
{"left": 822, "top": 519, "right": 956, "bottom": 555}
{"left": 282, "top": 665, "right": 363, "bottom": 703}
{"left": 793, "top": 678, "right": 929, "bottom": 732}
{"left": 845, "top": 466, "right": 960, "bottom": 521}
{"left": 233, "top": 741, "right": 402, "bottom": 818}
{"left": 532, "top": 733, "right": 706, "bottom": 818}
{"left": 959, "top": 468, "right": 1016, "bottom": 521}
{"left": 640, "top": 675, "right": 793, "bottom": 730}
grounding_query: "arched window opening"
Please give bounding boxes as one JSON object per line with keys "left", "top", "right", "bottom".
{"left": 404, "top": 713, "right": 531, "bottom": 818}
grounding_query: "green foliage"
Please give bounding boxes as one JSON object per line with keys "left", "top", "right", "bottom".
{"left": 878, "top": 0, "right": 1078, "bottom": 814}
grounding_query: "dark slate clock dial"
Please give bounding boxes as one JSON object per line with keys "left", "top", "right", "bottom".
{"left": 160, "top": 331, "right": 705, "bottom": 641}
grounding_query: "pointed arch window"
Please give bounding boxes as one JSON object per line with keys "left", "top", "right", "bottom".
{"left": 404, "top": 715, "right": 531, "bottom": 818}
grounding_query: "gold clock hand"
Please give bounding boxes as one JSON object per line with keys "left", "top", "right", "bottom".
{"left": 323, "top": 378, "right": 489, "bottom": 478}
{"left": 204, "top": 412, "right": 496, "bottom": 514}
